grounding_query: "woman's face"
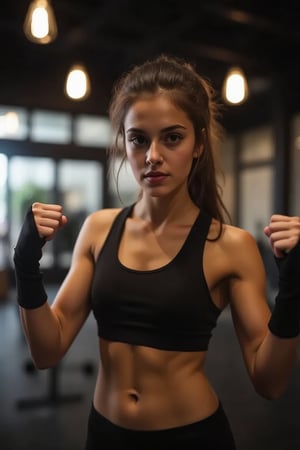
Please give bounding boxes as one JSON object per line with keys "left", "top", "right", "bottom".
{"left": 124, "top": 93, "right": 202, "bottom": 199}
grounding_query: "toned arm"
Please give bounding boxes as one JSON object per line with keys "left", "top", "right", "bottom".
{"left": 226, "top": 227, "right": 298, "bottom": 399}
{"left": 20, "top": 214, "right": 96, "bottom": 369}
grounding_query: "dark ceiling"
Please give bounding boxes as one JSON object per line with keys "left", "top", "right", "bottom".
{"left": 2, "top": 0, "right": 300, "bottom": 133}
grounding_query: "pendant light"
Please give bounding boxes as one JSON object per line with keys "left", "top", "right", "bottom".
{"left": 64, "top": 64, "right": 91, "bottom": 101}
{"left": 23, "top": 0, "right": 57, "bottom": 44}
{"left": 222, "top": 67, "right": 249, "bottom": 105}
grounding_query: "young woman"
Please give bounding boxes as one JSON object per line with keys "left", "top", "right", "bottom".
{"left": 13, "top": 55, "right": 300, "bottom": 449}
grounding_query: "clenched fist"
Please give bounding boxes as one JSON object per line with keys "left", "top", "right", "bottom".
{"left": 32, "top": 202, "right": 68, "bottom": 241}
{"left": 264, "top": 215, "right": 300, "bottom": 258}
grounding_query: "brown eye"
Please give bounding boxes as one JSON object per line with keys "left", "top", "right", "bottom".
{"left": 128, "top": 134, "right": 148, "bottom": 146}
{"left": 165, "top": 133, "right": 182, "bottom": 145}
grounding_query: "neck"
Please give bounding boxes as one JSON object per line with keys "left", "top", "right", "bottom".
{"left": 133, "top": 193, "right": 199, "bottom": 226}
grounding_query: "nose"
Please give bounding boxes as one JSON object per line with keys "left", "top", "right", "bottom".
{"left": 145, "top": 141, "right": 163, "bottom": 165}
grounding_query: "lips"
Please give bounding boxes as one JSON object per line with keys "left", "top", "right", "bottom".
{"left": 143, "top": 171, "right": 168, "bottom": 183}
{"left": 144, "top": 171, "right": 166, "bottom": 178}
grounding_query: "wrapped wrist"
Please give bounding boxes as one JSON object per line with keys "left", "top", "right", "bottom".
{"left": 14, "top": 271, "right": 48, "bottom": 309}
{"left": 268, "top": 242, "right": 300, "bottom": 338}
{"left": 268, "top": 293, "right": 300, "bottom": 338}
{"left": 13, "top": 206, "right": 48, "bottom": 309}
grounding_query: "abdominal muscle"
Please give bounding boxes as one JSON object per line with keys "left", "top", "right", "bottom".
{"left": 92, "top": 338, "right": 219, "bottom": 430}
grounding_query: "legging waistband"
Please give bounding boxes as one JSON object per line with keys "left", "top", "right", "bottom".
{"left": 85, "top": 401, "right": 237, "bottom": 449}
{"left": 89, "top": 401, "right": 226, "bottom": 434}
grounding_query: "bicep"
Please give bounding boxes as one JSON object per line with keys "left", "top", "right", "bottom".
{"left": 50, "top": 217, "right": 95, "bottom": 350}
{"left": 228, "top": 233, "right": 272, "bottom": 372}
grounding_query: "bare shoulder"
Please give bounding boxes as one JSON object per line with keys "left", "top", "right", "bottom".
{"left": 220, "top": 222, "right": 257, "bottom": 249}
{"left": 80, "top": 207, "right": 123, "bottom": 260}
{"left": 86, "top": 207, "right": 123, "bottom": 227}
{"left": 208, "top": 219, "right": 264, "bottom": 276}
{"left": 209, "top": 218, "right": 257, "bottom": 246}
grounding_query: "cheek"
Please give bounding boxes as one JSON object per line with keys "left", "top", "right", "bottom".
{"left": 126, "top": 150, "right": 144, "bottom": 177}
{"left": 174, "top": 152, "right": 195, "bottom": 172}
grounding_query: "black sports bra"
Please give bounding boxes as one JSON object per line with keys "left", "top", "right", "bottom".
{"left": 91, "top": 205, "right": 221, "bottom": 351}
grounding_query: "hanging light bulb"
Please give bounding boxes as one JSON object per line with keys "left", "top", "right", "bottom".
{"left": 23, "top": 0, "right": 57, "bottom": 44}
{"left": 222, "top": 67, "right": 249, "bottom": 105}
{"left": 65, "top": 64, "right": 91, "bottom": 101}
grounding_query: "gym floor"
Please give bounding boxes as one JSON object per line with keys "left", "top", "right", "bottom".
{"left": 1, "top": 285, "right": 300, "bottom": 450}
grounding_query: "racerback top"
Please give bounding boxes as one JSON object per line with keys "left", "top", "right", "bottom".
{"left": 91, "top": 205, "right": 221, "bottom": 351}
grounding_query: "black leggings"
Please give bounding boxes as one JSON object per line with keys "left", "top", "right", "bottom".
{"left": 84, "top": 402, "right": 237, "bottom": 450}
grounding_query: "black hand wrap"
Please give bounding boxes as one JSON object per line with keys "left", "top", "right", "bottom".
{"left": 13, "top": 206, "right": 48, "bottom": 309}
{"left": 268, "top": 242, "right": 300, "bottom": 338}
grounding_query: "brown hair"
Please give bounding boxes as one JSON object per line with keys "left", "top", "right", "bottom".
{"left": 108, "top": 54, "right": 230, "bottom": 226}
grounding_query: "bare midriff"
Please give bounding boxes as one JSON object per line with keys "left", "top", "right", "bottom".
{"left": 93, "top": 338, "right": 219, "bottom": 430}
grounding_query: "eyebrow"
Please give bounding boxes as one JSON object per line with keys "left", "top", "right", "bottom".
{"left": 126, "top": 125, "right": 187, "bottom": 134}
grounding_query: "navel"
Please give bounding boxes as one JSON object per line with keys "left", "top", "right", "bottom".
{"left": 128, "top": 389, "right": 140, "bottom": 403}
